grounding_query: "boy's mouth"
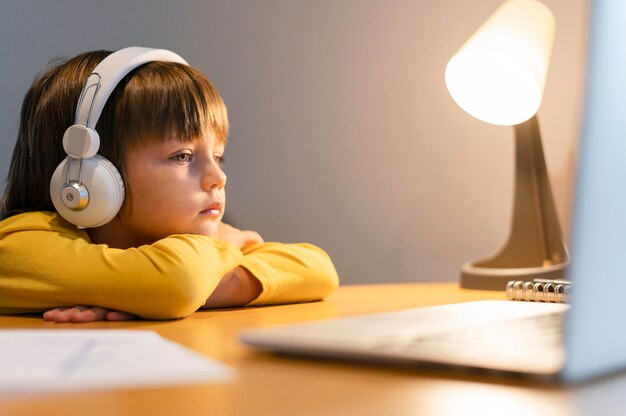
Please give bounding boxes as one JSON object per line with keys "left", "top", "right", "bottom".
{"left": 200, "top": 202, "right": 223, "bottom": 217}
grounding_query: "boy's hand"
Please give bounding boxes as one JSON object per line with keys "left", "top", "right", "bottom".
{"left": 218, "top": 222, "right": 264, "bottom": 249}
{"left": 43, "top": 306, "right": 136, "bottom": 323}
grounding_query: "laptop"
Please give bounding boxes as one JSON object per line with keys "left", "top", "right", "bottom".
{"left": 241, "top": 1, "right": 626, "bottom": 383}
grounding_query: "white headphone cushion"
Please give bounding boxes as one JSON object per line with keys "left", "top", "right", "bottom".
{"left": 50, "top": 155, "right": 125, "bottom": 229}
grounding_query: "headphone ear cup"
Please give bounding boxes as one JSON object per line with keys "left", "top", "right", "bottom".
{"left": 50, "top": 155, "right": 125, "bottom": 229}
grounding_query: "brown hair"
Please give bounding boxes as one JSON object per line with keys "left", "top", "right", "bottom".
{"left": 1, "top": 49, "right": 229, "bottom": 219}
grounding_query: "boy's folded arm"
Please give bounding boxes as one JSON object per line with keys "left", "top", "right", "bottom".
{"left": 201, "top": 266, "right": 262, "bottom": 309}
{"left": 240, "top": 242, "right": 340, "bottom": 306}
{"left": 0, "top": 229, "right": 243, "bottom": 320}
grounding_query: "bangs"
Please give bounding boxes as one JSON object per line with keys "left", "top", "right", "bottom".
{"left": 98, "top": 62, "right": 229, "bottom": 149}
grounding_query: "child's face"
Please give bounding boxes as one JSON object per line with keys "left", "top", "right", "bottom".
{"left": 118, "top": 129, "right": 227, "bottom": 244}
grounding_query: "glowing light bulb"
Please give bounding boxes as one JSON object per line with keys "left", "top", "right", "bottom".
{"left": 445, "top": 0, "right": 555, "bottom": 126}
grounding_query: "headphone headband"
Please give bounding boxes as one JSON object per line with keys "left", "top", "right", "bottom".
{"left": 75, "top": 47, "right": 188, "bottom": 128}
{"left": 51, "top": 46, "right": 190, "bottom": 229}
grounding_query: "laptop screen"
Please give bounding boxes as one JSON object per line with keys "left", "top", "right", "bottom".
{"left": 564, "top": 0, "right": 626, "bottom": 382}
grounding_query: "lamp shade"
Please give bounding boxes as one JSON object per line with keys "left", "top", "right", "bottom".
{"left": 445, "top": 0, "right": 555, "bottom": 126}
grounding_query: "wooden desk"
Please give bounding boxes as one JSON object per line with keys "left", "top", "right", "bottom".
{"left": 1, "top": 283, "right": 625, "bottom": 416}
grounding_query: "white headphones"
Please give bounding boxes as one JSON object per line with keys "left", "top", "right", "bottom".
{"left": 50, "top": 47, "right": 188, "bottom": 229}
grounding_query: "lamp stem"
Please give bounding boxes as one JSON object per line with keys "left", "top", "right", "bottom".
{"left": 460, "top": 115, "right": 569, "bottom": 290}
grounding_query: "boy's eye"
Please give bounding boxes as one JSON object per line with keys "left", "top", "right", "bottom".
{"left": 214, "top": 155, "right": 226, "bottom": 167}
{"left": 173, "top": 153, "right": 193, "bottom": 163}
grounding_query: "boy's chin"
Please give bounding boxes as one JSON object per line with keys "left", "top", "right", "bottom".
{"left": 203, "top": 222, "right": 220, "bottom": 238}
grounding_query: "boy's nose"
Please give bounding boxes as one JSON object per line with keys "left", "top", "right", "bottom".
{"left": 201, "top": 165, "right": 227, "bottom": 191}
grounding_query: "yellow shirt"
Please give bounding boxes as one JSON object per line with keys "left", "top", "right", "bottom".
{"left": 0, "top": 212, "right": 339, "bottom": 319}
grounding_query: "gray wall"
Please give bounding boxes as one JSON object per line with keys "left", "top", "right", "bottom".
{"left": 0, "top": 0, "right": 588, "bottom": 284}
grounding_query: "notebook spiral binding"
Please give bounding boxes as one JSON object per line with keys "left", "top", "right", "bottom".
{"left": 505, "top": 279, "right": 572, "bottom": 303}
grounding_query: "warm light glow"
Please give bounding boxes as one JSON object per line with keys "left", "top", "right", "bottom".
{"left": 445, "top": 0, "right": 555, "bottom": 126}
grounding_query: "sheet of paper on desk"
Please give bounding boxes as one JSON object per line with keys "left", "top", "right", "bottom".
{"left": 0, "top": 329, "right": 233, "bottom": 393}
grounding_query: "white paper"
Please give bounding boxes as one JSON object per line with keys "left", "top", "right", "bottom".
{"left": 0, "top": 329, "right": 233, "bottom": 393}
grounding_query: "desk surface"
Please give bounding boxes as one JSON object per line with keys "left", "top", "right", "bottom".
{"left": 0, "top": 283, "right": 624, "bottom": 416}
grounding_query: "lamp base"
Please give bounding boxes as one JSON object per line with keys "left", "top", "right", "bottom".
{"left": 460, "top": 261, "right": 569, "bottom": 290}
{"left": 458, "top": 116, "right": 569, "bottom": 291}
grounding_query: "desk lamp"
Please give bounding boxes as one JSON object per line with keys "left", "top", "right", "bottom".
{"left": 445, "top": 0, "right": 569, "bottom": 290}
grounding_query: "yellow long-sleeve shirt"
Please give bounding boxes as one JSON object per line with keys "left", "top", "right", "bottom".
{"left": 0, "top": 212, "right": 339, "bottom": 319}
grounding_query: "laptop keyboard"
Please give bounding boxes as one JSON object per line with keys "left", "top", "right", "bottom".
{"left": 372, "top": 311, "right": 566, "bottom": 367}
{"left": 425, "top": 312, "right": 563, "bottom": 348}
{"left": 241, "top": 301, "right": 570, "bottom": 374}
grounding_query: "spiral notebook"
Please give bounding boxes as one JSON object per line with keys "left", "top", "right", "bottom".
{"left": 241, "top": 2, "right": 626, "bottom": 383}
{"left": 506, "top": 279, "right": 573, "bottom": 303}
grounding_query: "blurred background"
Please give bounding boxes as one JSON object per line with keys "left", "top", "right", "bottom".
{"left": 0, "top": 0, "right": 588, "bottom": 284}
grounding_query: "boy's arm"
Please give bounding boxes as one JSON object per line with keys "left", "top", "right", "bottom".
{"left": 239, "top": 242, "right": 340, "bottom": 306}
{"left": 201, "top": 266, "right": 262, "bottom": 308}
{"left": 43, "top": 266, "right": 262, "bottom": 322}
{"left": 0, "top": 226, "right": 243, "bottom": 320}
{"left": 31, "top": 242, "right": 337, "bottom": 320}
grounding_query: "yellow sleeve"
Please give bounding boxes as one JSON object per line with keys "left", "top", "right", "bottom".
{"left": 0, "top": 213, "right": 242, "bottom": 320}
{"left": 240, "top": 242, "right": 339, "bottom": 306}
